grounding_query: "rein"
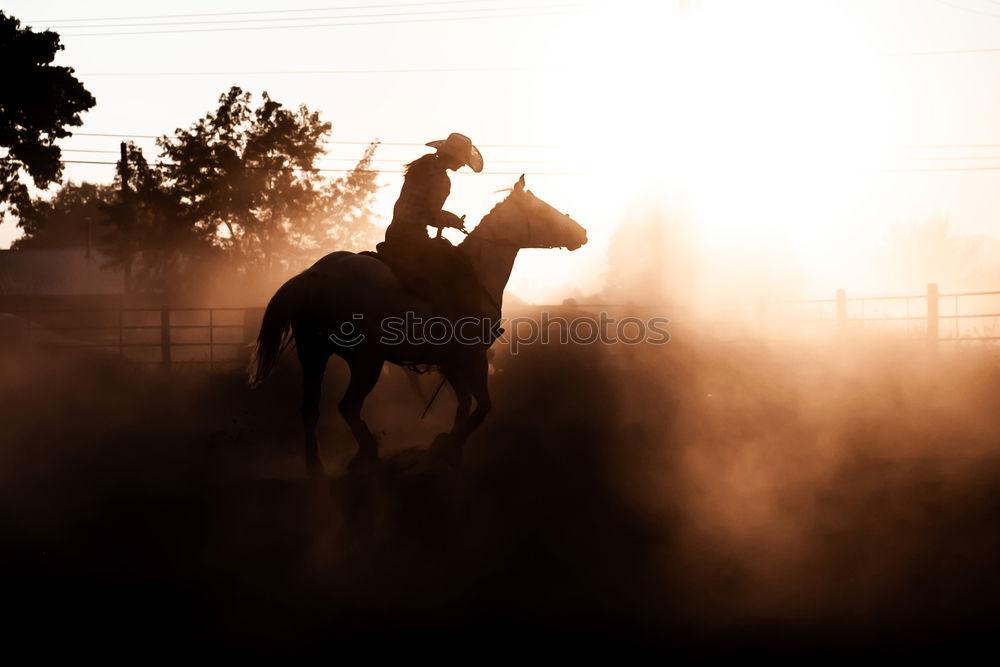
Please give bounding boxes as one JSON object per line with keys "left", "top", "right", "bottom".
{"left": 462, "top": 197, "right": 571, "bottom": 317}
{"left": 466, "top": 205, "right": 562, "bottom": 251}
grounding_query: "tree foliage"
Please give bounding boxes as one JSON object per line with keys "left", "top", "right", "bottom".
{"left": 0, "top": 12, "right": 95, "bottom": 214}
{"left": 101, "top": 143, "right": 215, "bottom": 295}
{"left": 13, "top": 181, "right": 113, "bottom": 249}
{"left": 14, "top": 85, "right": 383, "bottom": 297}
{"left": 304, "top": 141, "right": 383, "bottom": 254}
{"left": 157, "top": 86, "right": 380, "bottom": 279}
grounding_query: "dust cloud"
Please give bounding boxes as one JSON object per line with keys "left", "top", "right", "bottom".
{"left": 3, "top": 321, "right": 1000, "bottom": 659}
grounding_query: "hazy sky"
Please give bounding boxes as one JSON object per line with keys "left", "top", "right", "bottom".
{"left": 6, "top": 0, "right": 1000, "bottom": 300}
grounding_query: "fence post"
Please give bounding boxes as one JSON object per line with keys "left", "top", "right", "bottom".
{"left": 160, "top": 305, "right": 172, "bottom": 371}
{"left": 835, "top": 289, "right": 847, "bottom": 329}
{"left": 927, "top": 283, "right": 939, "bottom": 349}
{"left": 209, "top": 309, "right": 214, "bottom": 371}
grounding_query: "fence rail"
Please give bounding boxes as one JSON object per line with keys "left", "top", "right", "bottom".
{"left": 0, "top": 305, "right": 262, "bottom": 370}
{"left": 769, "top": 283, "right": 1000, "bottom": 346}
{"left": 3, "top": 288, "right": 999, "bottom": 371}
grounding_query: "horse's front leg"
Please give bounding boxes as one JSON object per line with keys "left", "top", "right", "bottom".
{"left": 435, "top": 350, "right": 490, "bottom": 465}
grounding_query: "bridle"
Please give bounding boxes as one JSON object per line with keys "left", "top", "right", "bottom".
{"left": 469, "top": 196, "right": 568, "bottom": 250}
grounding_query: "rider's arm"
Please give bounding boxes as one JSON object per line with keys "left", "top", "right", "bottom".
{"left": 435, "top": 210, "right": 465, "bottom": 229}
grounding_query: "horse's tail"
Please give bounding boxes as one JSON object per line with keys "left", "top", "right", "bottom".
{"left": 248, "top": 273, "right": 307, "bottom": 387}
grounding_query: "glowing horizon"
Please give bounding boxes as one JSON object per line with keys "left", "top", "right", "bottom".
{"left": 6, "top": 0, "right": 1000, "bottom": 304}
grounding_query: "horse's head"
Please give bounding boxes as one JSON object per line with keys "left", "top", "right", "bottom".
{"left": 470, "top": 175, "right": 588, "bottom": 251}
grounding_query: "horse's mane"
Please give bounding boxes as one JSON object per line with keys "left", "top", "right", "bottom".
{"left": 489, "top": 187, "right": 519, "bottom": 215}
{"left": 470, "top": 191, "right": 515, "bottom": 234}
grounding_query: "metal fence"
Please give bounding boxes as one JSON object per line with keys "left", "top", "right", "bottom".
{"left": 0, "top": 306, "right": 262, "bottom": 370}
{"left": 4, "top": 288, "right": 998, "bottom": 371}
{"left": 768, "top": 283, "right": 1000, "bottom": 346}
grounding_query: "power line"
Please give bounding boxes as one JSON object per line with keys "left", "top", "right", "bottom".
{"left": 40, "top": 3, "right": 586, "bottom": 30}
{"left": 61, "top": 157, "right": 1000, "bottom": 175}
{"left": 888, "top": 46, "right": 1000, "bottom": 56}
{"left": 58, "top": 9, "right": 589, "bottom": 37}
{"left": 39, "top": 157, "right": 1000, "bottom": 176}
{"left": 68, "top": 147, "right": 1000, "bottom": 164}
{"left": 34, "top": 1, "right": 996, "bottom": 58}
{"left": 900, "top": 155, "right": 1000, "bottom": 160}
{"left": 59, "top": 159, "right": 398, "bottom": 173}
{"left": 60, "top": 148, "right": 565, "bottom": 164}
{"left": 59, "top": 159, "right": 585, "bottom": 175}
{"left": 67, "top": 132, "right": 560, "bottom": 149}
{"left": 897, "top": 143, "right": 1000, "bottom": 148}
{"left": 63, "top": 135, "right": 1000, "bottom": 152}
{"left": 77, "top": 66, "right": 561, "bottom": 76}
{"left": 874, "top": 165, "right": 1000, "bottom": 172}
{"left": 933, "top": 0, "right": 1000, "bottom": 19}
{"left": 28, "top": 0, "right": 505, "bottom": 23}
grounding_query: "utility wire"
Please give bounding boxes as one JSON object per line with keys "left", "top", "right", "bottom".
{"left": 61, "top": 158, "right": 1000, "bottom": 174}
{"left": 874, "top": 165, "right": 1000, "bottom": 172}
{"left": 77, "top": 66, "right": 560, "bottom": 76}
{"left": 58, "top": 9, "right": 590, "bottom": 37}
{"left": 59, "top": 159, "right": 585, "bottom": 175}
{"left": 60, "top": 149, "right": 563, "bottom": 164}
{"left": 898, "top": 155, "right": 1000, "bottom": 160}
{"left": 933, "top": 0, "right": 1000, "bottom": 19}
{"left": 39, "top": 3, "right": 586, "bottom": 30}
{"left": 67, "top": 132, "right": 559, "bottom": 149}
{"left": 897, "top": 143, "right": 1000, "bottom": 148}
{"left": 68, "top": 148, "right": 1000, "bottom": 163}
{"left": 64, "top": 135, "right": 1000, "bottom": 152}
{"left": 28, "top": 0, "right": 509, "bottom": 23}
{"left": 888, "top": 46, "right": 1000, "bottom": 55}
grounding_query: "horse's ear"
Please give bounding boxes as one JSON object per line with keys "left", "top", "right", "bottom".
{"left": 514, "top": 174, "right": 525, "bottom": 192}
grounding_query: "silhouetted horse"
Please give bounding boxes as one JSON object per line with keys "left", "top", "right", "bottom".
{"left": 249, "top": 175, "right": 587, "bottom": 475}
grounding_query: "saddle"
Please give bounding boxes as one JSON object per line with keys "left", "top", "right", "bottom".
{"left": 366, "top": 239, "right": 480, "bottom": 316}
{"left": 363, "top": 241, "right": 503, "bottom": 346}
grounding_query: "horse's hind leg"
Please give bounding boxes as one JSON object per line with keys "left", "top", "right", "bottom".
{"left": 461, "top": 351, "right": 492, "bottom": 439}
{"left": 339, "top": 355, "right": 384, "bottom": 464}
{"left": 298, "top": 344, "right": 330, "bottom": 478}
{"left": 433, "top": 373, "right": 471, "bottom": 466}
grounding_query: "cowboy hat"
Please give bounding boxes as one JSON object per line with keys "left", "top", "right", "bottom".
{"left": 426, "top": 132, "right": 483, "bottom": 173}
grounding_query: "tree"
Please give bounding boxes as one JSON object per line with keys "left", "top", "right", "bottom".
{"left": 301, "top": 141, "right": 383, "bottom": 254}
{"left": 157, "top": 86, "right": 380, "bottom": 281}
{"left": 101, "top": 143, "right": 214, "bottom": 296}
{"left": 13, "top": 180, "right": 114, "bottom": 249}
{"left": 10, "top": 85, "right": 382, "bottom": 300}
{"left": 0, "top": 12, "right": 96, "bottom": 214}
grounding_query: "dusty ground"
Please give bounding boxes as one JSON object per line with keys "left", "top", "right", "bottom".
{"left": 2, "top": 335, "right": 1000, "bottom": 659}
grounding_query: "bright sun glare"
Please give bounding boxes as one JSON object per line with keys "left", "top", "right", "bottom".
{"left": 536, "top": 0, "right": 898, "bottom": 294}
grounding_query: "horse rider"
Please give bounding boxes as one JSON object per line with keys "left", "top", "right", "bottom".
{"left": 385, "top": 132, "right": 483, "bottom": 243}
{"left": 380, "top": 132, "right": 486, "bottom": 324}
